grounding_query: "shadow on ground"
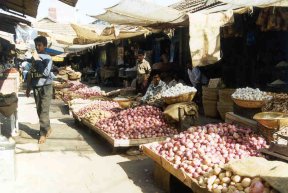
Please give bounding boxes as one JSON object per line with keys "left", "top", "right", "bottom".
{"left": 57, "top": 117, "right": 112, "bottom": 156}
{"left": 19, "top": 122, "right": 39, "bottom": 139}
{"left": 118, "top": 158, "right": 165, "bottom": 193}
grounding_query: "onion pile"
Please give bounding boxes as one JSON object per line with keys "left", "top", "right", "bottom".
{"left": 74, "top": 100, "right": 120, "bottom": 118}
{"left": 96, "top": 105, "right": 178, "bottom": 139}
{"left": 149, "top": 123, "right": 267, "bottom": 179}
{"left": 68, "top": 82, "right": 87, "bottom": 91}
{"left": 74, "top": 87, "right": 105, "bottom": 98}
{"left": 232, "top": 87, "right": 272, "bottom": 101}
{"left": 199, "top": 166, "right": 277, "bottom": 193}
{"left": 162, "top": 83, "right": 197, "bottom": 97}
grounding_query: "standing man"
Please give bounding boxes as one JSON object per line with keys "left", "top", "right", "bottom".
{"left": 187, "top": 62, "right": 208, "bottom": 104}
{"left": 26, "top": 36, "right": 54, "bottom": 144}
{"left": 136, "top": 50, "right": 151, "bottom": 94}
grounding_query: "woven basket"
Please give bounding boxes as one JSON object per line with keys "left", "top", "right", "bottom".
{"left": 163, "top": 92, "right": 196, "bottom": 105}
{"left": 253, "top": 112, "right": 288, "bottom": 129}
{"left": 232, "top": 98, "right": 265, "bottom": 108}
{"left": 113, "top": 99, "right": 132, "bottom": 108}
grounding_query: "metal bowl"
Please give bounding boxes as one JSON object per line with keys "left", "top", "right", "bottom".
{"left": 253, "top": 112, "right": 288, "bottom": 129}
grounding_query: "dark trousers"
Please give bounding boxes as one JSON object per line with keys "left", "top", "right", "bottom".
{"left": 33, "top": 84, "right": 52, "bottom": 136}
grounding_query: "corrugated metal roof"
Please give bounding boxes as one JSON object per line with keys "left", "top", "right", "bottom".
{"left": 0, "top": 0, "right": 39, "bottom": 17}
{"left": 170, "top": 0, "right": 225, "bottom": 13}
{"left": 58, "top": 0, "right": 78, "bottom": 7}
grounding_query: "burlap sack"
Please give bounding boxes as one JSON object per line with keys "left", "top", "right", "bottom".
{"left": 0, "top": 92, "right": 18, "bottom": 106}
{"left": 225, "top": 157, "right": 288, "bottom": 193}
{"left": 0, "top": 101, "right": 17, "bottom": 117}
{"left": 164, "top": 102, "right": 198, "bottom": 122}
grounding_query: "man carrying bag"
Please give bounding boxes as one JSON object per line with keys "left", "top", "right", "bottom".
{"left": 26, "top": 36, "right": 55, "bottom": 144}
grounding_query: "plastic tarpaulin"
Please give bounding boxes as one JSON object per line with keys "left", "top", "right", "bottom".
{"left": 188, "top": 10, "right": 234, "bottom": 67}
{"left": 219, "top": 0, "right": 288, "bottom": 7}
{"left": 92, "top": 0, "right": 186, "bottom": 26}
{"left": 64, "top": 42, "right": 107, "bottom": 53}
{"left": 71, "top": 23, "right": 151, "bottom": 43}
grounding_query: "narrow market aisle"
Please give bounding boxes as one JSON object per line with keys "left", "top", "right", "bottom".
{"left": 3, "top": 91, "right": 165, "bottom": 193}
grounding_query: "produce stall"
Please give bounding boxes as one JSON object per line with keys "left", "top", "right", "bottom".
{"left": 141, "top": 123, "right": 286, "bottom": 193}
{"left": 69, "top": 98, "right": 178, "bottom": 148}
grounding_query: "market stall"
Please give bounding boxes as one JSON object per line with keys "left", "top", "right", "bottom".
{"left": 141, "top": 123, "right": 286, "bottom": 193}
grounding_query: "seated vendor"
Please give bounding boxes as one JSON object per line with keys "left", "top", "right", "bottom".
{"left": 141, "top": 73, "right": 167, "bottom": 104}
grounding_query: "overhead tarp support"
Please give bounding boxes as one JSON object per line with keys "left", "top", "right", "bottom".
{"left": 92, "top": 0, "right": 187, "bottom": 26}
{"left": 188, "top": 10, "right": 234, "bottom": 67}
{"left": 65, "top": 42, "right": 108, "bottom": 53}
{"left": 219, "top": 0, "right": 288, "bottom": 7}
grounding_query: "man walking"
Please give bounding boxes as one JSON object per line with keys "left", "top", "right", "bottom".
{"left": 26, "top": 36, "right": 54, "bottom": 144}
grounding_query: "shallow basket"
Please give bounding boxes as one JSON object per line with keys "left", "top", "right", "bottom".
{"left": 163, "top": 92, "right": 196, "bottom": 105}
{"left": 113, "top": 98, "right": 132, "bottom": 108}
{"left": 253, "top": 112, "right": 288, "bottom": 129}
{"left": 232, "top": 98, "right": 265, "bottom": 108}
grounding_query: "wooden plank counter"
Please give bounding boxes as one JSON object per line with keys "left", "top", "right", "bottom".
{"left": 225, "top": 112, "right": 257, "bottom": 130}
{"left": 81, "top": 119, "right": 168, "bottom": 147}
{"left": 142, "top": 143, "right": 211, "bottom": 193}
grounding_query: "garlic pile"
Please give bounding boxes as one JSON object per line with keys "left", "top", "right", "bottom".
{"left": 232, "top": 87, "right": 272, "bottom": 101}
{"left": 162, "top": 83, "right": 197, "bottom": 97}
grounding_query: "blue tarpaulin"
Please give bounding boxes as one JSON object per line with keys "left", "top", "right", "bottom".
{"left": 45, "top": 48, "right": 63, "bottom": 55}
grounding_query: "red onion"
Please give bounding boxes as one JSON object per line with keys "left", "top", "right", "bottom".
{"left": 149, "top": 123, "right": 268, "bottom": 179}
{"left": 96, "top": 106, "right": 178, "bottom": 139}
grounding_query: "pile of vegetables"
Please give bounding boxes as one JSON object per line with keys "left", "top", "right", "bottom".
{"left": 262, "top": 93, "right": 288, "bottom": 113}
{"left": 82, "top": 109, "right": 112, "bottom": 125}
{"left": 74, "top": 87, "right": 105, "bottom": 99}
{"left": 68, "top": 82, "right": 87, "bottom": 91}
{"left": 232, "top": 87, "right": 272, "bottom": 101}
{"left": 162, "top": 83, "right": 197, "bottom": 97}
{"left": 149, "top": 123, "right": 267, "bottom": 179}
{"left": 96, "top": 105, "right": 178, "bottom": 139}
{"left": 74, "top": 100, "right": 120, "bottom": 118}
{"left": 69, "top": 98, "right": 92, "bottom": 105}
{"left": 199, "top": 166, "right": 278, "bottom": 193}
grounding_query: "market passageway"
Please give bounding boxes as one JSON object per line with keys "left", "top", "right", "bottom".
{"left": 2, "top": 90, "right": 165, "bottom": 193}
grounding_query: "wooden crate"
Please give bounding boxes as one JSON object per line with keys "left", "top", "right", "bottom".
{"left": 81, "top": 119, "right": 168, "bottom": 147}
{"left": 142, "top": 143, "right": 210, "bottom": 193}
